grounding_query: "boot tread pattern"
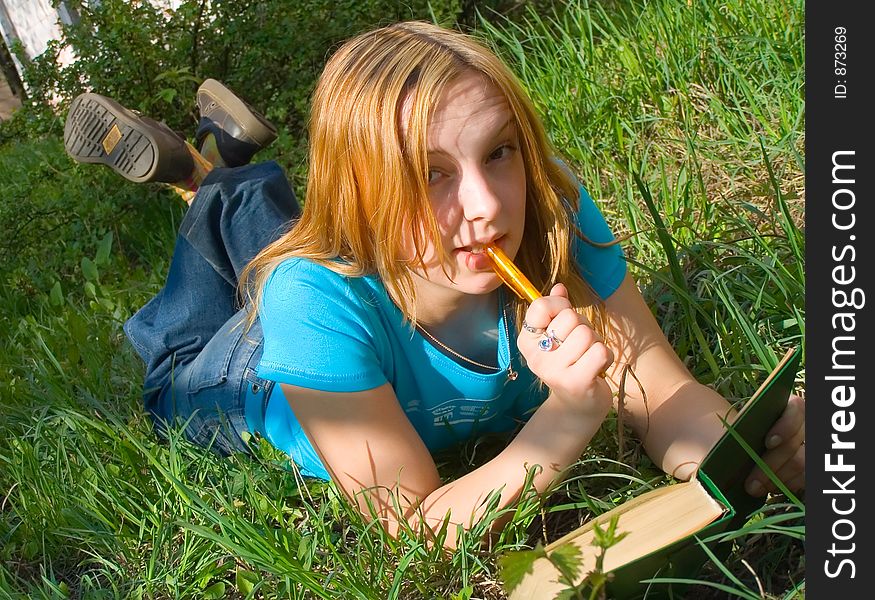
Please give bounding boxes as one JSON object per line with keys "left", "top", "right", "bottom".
{"left": 64, "top": 95, "right": 156, "bottom": 181}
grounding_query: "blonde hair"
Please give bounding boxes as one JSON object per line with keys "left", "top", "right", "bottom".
{"left": 242, "top": 21, "right": 606, "bottom": 337}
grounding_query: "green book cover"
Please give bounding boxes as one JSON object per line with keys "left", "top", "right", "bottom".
{"left": 698, "top": 346, "right": 802, "bottom": 525}
{"left": 508, "top": 346, "right": 802, "bottom": 600}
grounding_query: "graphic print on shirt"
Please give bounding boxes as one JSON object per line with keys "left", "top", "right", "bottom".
{"left": 408, "top": 393, "right": 504, "bottom": 428}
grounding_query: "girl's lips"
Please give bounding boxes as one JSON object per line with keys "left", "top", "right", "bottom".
{"left": 456, "top": 237, "right": 504, "bottom": 272}
{"left": 464, "top": 250, "right": 493, "bottom": 271}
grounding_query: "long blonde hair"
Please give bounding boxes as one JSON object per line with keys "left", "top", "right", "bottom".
{"left": 242, "top": 21, "right": 606, "bottom": 337}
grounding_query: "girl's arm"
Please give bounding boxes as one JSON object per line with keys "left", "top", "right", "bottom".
{"left": 280, "top": 378, "right": 609, "bottom": 548}
{"left": 601, "top": 272, "right": 805, "bottom": 494}
{"left": 279, "top": 287, "right": 614, "bottom": 548}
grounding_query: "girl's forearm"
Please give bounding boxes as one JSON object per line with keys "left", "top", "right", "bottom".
{"left": 633, "top": 380, "right": 737, "bottom": 480}
{"left": 397, "top": 393, "right": 610, "bottom": 547}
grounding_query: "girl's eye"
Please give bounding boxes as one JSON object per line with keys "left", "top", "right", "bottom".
{"left": 427, "top": 169, "right": 442, "bottom": 184}
{"left": 489, "top": 144, "right": 515, "bottom": 161}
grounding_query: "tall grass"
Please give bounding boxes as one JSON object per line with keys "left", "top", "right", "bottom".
{"left": 1, "top": 0, "right": 804, "bottom": 598}
{"left": 479, "top": 0, "right": 804, "bottom": 382}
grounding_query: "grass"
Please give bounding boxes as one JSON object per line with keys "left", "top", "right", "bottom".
{"left": 1, "top": 0, "right": 804, "bottom": 598}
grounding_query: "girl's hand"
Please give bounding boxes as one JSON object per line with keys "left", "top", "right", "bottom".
{"left": 744, "top": 394, "right": 805, "bottom": 497}
{"left": 518, "top": 283, "right": 614, "bottom": 415}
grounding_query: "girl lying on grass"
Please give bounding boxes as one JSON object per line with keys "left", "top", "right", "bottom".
{"left": 64, "top": 21, "right": 804, "bottom": 548}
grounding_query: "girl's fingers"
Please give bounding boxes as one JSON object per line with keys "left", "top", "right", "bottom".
{"left": 768, "top": 442, "right": 805, "bottom": 493}
{"left": 519, "top": 282, "right": 611, "bottom": 393}
{"left": 781, "top": 472, "right": 806, "bottom": 495}
{"left": 746, "top": 428, "right": 805, "bottom": 496}
{"left": 549, "top": 283, "right": 569, "bottom": 299}
{"left": 764, "top": 394, "right": 805, "bottom": 450}
{"left": 565, "top": 340, "right": 614, "bottom": 381}
{"left": 522, "top": 283, "right": 586, "bottom": 331}
{"left": 547, "top": 308, "right": 592, "bottom": 342}
{"left": 553, "top": 321, "right": 599, "bottom": 367}
{"left": 523, "top": 295, "right": 573, "bottom": 332}
{"left": 743, "top": 394, "right": 805, "bottom": 497}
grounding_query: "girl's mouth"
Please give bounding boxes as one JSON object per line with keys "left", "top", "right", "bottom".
{"left": 457, "top": 238, "right": 502, "bottom": 271}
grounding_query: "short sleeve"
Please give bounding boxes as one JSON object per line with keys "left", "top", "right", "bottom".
{"left": 257, "top": 258, "right": 388, "bottom": 392}
{"left": 572, "top": 184, "right": 627, "bottom": 300}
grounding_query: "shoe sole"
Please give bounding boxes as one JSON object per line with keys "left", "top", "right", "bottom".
{"left": 64, "top": 93, "right": 161, "bottom": 183}
{"left": 197, "top": 79, "right": 277, "bottom": 145}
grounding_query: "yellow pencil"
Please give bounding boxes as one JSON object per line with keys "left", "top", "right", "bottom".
{"left": 486, "top": 243, "right": 607, "bottom": 377}
{"left": 484, "top": 243, "right": 541, "bottom": 304}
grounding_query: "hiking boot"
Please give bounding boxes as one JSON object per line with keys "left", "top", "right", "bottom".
{"left": 195, "top": 78, "right": 277, "bottom": 167}
{"left": 64, "top": 92, "right": 194, "bottom": 184}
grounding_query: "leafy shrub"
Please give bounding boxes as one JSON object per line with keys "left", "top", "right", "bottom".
{"left": 1, "top": 0, "right": 541, "bottom": 143}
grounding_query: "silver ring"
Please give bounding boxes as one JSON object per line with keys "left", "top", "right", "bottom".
{"left": 549, "top": 329, "right": 565, "bottom": 344}
{"left": 523, "top": 320, "right": 545, "bottom": 335}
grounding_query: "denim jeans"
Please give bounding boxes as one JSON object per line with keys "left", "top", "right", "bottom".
{"left": 123, "top": 161, "right": 301, "bottom": 454}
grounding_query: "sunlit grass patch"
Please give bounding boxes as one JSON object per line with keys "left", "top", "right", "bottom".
{"left": 2, "top": 0, "right": 804, "bottom": 597}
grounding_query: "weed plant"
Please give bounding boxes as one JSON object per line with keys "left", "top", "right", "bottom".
{"left": 1, "top": 0, "right": 804, "bottom": 598}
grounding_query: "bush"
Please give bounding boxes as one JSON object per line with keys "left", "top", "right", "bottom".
{"left": 1, "top": 0, "right": 543, "bottom": 143}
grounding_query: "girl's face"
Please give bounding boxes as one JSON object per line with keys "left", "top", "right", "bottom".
{"left": 405, "top": 71, "right": 527, "bottom": 300}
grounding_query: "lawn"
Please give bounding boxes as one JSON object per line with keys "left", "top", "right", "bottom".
{"left": 1, "top": 0, "right": 804, "bottom": 598}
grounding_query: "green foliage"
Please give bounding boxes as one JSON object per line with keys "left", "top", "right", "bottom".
{"left": 2, "top": 0, "right": 528, "bottom": 144}
{"left": 499, "top": 516, "right": 628, "bottom": 600}
{"left": 1, "top": 0, "right": 803, "bottom": 598}
{"left": 499, "top": 542, "right": 549, "bottom": 592}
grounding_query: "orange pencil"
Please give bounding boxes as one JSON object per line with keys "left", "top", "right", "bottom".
{"left": 486, "top": 243, "right": 607, "bottom": 377}
{"left": 484, "top": 243, "right": 541, "bottom": 304}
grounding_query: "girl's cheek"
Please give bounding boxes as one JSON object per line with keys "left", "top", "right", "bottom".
{"left": 432, "top": 202, "right": 461, "bottom": 232}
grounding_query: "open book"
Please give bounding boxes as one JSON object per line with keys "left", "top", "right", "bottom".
{"left": 509, "top": 347, "right": 802, "bottom": 600}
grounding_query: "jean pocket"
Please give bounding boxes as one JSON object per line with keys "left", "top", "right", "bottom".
{"left": 242, "top": 366, "right": 274, "bottom": 435}
{"left": 187, "top": 314, "right": 248, "bottom": 393}
{"left": 186, "top": 405, "right": 249, "bottom": 456}
{"left": 243, "top": 366, "right": 274, "bottom": 396}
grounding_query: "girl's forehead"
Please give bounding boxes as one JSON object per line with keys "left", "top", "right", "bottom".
{"left": 401, "top": 71, "right": 511, "bottom": 139}
{"left": 428, "top": 77, "right": 511, "bottom": 146}
{"left": 431, "top": 72, "right": 507, "bottom": 120}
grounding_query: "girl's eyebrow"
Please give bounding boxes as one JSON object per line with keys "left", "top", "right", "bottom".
{"left": 494, "top": 115, "right": 515, "bottom": 136}
{"left": 426, "top": 115, "right": 516, "bottom": 155}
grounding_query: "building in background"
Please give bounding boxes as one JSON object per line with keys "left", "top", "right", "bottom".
{"left": 0, "top": 0, "right": 79, "bottom": 119}
{"left": 0, "top": 0, "right": 183, "bottom": 120}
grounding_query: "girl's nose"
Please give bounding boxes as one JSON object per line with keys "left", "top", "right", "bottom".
{"left": 458, "top": 168, "right": 501, "bottom": 222}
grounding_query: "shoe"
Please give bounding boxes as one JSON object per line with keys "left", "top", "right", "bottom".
{"left": 64, "top": 93, "right": 194, "bottom": 184}
{"left": 195, "top": 79, "right": 277, "bottom": 167}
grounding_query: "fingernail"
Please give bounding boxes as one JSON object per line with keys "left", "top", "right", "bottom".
{"left": 746, "top": 480, "right": 764, "bottom": 496}
{"left": 766, "top": 435, "right": 782, "bottom": 449}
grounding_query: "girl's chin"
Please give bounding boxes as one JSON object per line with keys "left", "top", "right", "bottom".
{"left": 457, "top": 273, "right": 504, "bottom": 296}
{"left": 411, "top": 254, "right": 505, "bottom": 295}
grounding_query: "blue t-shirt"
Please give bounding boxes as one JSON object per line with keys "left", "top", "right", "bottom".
{"left": 252, "top": 185, "right": 626, "bottom": 479}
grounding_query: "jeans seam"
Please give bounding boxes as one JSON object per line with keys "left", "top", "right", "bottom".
{"left": 178, "top": 179, "right": 212, "bottom": 241}
{"left": 188, "top": 322, "right": 243, "bottom": 393}
{"left": 123, "top": 318, "right": 151, "bottom": 358}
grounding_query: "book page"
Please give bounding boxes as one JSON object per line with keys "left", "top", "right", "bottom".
{"left": 510, "top": 480, "right": 725, "bottom": 599}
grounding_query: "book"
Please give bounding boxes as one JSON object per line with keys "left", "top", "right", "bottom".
{"left": 508, "top": 346, "right": 802, "bottom": 600}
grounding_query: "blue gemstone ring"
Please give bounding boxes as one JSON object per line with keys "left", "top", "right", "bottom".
{"left": 538, "top": 330, "right": 565, "bottom": 352}
{"left": 538, "top": 333, "right": 558, "bottom": 352}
